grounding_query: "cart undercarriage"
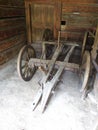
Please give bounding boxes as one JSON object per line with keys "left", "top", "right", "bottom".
{"left": 17, "top": 30, "right": 92, "bottom": 112}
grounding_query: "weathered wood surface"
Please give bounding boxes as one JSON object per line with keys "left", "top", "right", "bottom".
{"left": 61, "top": 0, "right": 98, "bottom": 4}
{"left": 81, "top": 32, "right": 88, "bottom": 56}
{"left": 0, "top": 0, "right": 24, "bottom": 7}
{"left": 61, "top": 1, "right": 98, "bottom": 41}
{"left": 94, "top": 73, "right": 98, "bottom": 108}
{"left": 62, "top": 4, "right": 98, "bottom": 13}
{"left": 0, "top": 42, "right": 25, "bottom": 65}
{"left": 0, "top": 18, "right": 25, "bottom": 29}
{"left": 91, "top": 25, "right": 98, "bottom": 59}
{"left": 92, "top": 59, "right": 98, "bottom": 72}
{"left": 43, "top": 45, "right": 62, "bottom": 83}
{"left": 29, "top": 58, "right": 79, "bottom": 70}
{"left": 0, "top": 0, "right": 26, "bottom": 65}
{"left": 25, "top": 0, "right": 98, "bottom": 43}
{"left": 32, "top": 44, "right": 76, "bottom": 112}
{"left": 80, "top": 51, "right": 91, "bottom": 99}
{"left": 40, "top": 45, "right": 75, "bottom": 112}
{"left": 0, "top": 34, "right": 26, "bottom": 53}
{"left": 0, "top": 7, "right": 25, "bottom": 18}
{"left": 0, "top": 26, "right": 25, "bottom": 41}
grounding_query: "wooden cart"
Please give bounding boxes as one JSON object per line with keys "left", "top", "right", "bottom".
{"left": 17, "top": 0, "right": 98, "bottom": 113}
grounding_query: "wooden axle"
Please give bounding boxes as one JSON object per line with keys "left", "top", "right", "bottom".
{"left": 29, "top": 58, "right": 79, "bottom": 72}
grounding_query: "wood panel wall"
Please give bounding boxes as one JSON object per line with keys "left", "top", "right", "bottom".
{"left": 61, "top": 0, "right": 98, "bottom": 41}
{"left": 0, "top": 0, "right": 26, "bottom": 65}
{"left": 25, "top": 0, "right": 98, "bottom": 43}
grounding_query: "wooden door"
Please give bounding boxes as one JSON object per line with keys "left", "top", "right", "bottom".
{"left": 31, "top": 4, "right": 54, "bottom": 42}
{"left": 25, "top": 1, "right": 61, "bottom": 43}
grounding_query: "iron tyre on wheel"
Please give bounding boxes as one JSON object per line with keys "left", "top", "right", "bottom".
{"left": 80, "top": 51, "right": 91, "bottom": 99}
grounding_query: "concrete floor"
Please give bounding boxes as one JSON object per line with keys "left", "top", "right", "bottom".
{"left": 0, "top": 58, "right": 98, "bottom": 130}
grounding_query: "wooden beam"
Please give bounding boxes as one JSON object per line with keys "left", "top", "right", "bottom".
{"left": 0, "top": 33, "right": 26, "bottom": 53}
{"left": 0, "top": 26, "right": 25, "bottom": 41}
{"left": 43, "top": 45, "right": 62, "bottom": 83}
{"left": 91, "top": 25, "right": 98, "bottom": 59}
{"left": 54, "top": 0, "right": 61, "bottom": 38}
{"left": 40, "top": 45, "right": 75, "bottom": 112}
{"left": 88, "top": 31, "right": 95, "bottom": 38}
{"left": 0, "top": 42, "right": 25, "bottom": 65}
{"left": 25, "top": 2, "right": 32, "bottom": 43}
{"left": 81, "top": 31, "right": 88, "bottom": 56}
{"left": 29, "top": 58, "right": 79, "bottom": 70}
{"left": 0, "top": 7, "right": 25, "bottom": 18}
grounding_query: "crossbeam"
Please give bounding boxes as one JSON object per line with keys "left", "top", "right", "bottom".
{"left": 42, "top": 41, "right": 79, "bottom": 47}
{"left": 29, "top": 58, "right": 79, "bottom": 70}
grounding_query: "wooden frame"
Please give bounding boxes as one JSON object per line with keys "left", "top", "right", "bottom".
{"left": 25, "top": 0, "right": 61, "bottom": 43}
{"left": 30, "top": 41, "right": 79, "bottom": 112}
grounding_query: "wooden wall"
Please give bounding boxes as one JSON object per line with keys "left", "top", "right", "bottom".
{"left": 25, "top": 0, "right": 98, "bottom": 43}
{"left": 61, "top": 0, "right": 98, "bottom": 41}
{"left": 0, "top": 0, "right": 26, "bottom": 65}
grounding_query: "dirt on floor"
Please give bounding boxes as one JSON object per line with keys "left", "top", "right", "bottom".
{"left": 0, "top": 58, "right": 98, "bottom": 130}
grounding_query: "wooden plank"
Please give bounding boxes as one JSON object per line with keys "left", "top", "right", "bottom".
{"left": 0, "top": 26, "right": 25, "bottom": 41}
{"left": 54, "top": 0, "right": 61, "bottom": 38}
{"left": 32, "top": 88, "right": 43, "bottom": 111}
{"left": 88, "top": 31, "right": 95, "bottom": 38}
{"left": 25, "top": 2, "right": 32, "bottom": 43}
{"left": 64, "top": 46, "right": 75, "bottom": 62}
{"left": 62, "top": 3, "right": 98, "bottom": 7}
{"left": 29, "top": 58, "right": 79, "bottom": 69}
{"left": 62, "top": 4, "right": 98, "bottom": 13}
{"left": 40, "top": 45, "right": 75, "bottom": 112}
{"left": 62, "top": 12, "right": 98, "bottom": 18}
{"left": 25, "top": 0, "right": 55, "bottom": 4}
{"left": 0, "top": 7, "right": 25, "bottom": 18}
{"left": 60, "top": 31, "right": 84, "bottom": 41}
{"left": 0, "top": 42, "right": 25, "bottom": 65}
{"left": 94, "top": 73, "right": 98, "bottom": 107}
{"left": 91, "top": 25, "right": 98, "bottom": 59}
{"left": 81, "top": 32, "right": 88, "bottom": 56}
{"left": 92, "top": 60, "right": 98, "bottom": 72}
{"left": 0, "top": 18, "right": 25, "bottom": 29}
{"left": 0, "top": 0, "right": 26, "bottom": 65}
{"left": 62, "top": 14, "right": 98, "bottom": 24}
{"left": 0, "top": 33, "right": 26, "bottom": 53}
{"left": 43, "top": 45, "right": 62, "bottom": 83}
{"left": 61, "top": 0, "right": 98, "bottom": 4}
{"left": 61, "top": 26, "right": 91, "bottom": 32}
{"left": 0, "top": 0, "right": 24, "bottom": 7}
{"left": 31, "top": 3, "right": 54, "bottom": 42}
{"left": 25, "top": 0, "right": 98, "bottom": 4}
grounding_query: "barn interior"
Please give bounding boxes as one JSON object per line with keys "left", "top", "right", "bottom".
{"left": 0, "top": 0, "right": 98, "bottom": 130}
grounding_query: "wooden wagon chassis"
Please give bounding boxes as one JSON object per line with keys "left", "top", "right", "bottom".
{"left": 17, "top": 29, "right": 97, "bottom": 112}
{"left": 17, "top": 0, "right": 98, "bottom": 113}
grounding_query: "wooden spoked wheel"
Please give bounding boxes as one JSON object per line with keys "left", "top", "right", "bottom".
{"left": 80, "top": 51, "right": 91, "bottom": 98}
{"left": 17, "top": 45, "right": 36, "bottom": 81}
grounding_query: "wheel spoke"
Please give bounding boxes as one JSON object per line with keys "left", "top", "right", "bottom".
{"left": 17, "top": 45, "right": 36, "bottom": 81}
{"left": 21, "top": 64, "right": 26, "bottom": 69}
{"left": 23, "top": 66, "right": 28, "bottom": 77}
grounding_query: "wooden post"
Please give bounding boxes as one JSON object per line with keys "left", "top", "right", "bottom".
{"left": 81, "top": 31, "right": 88, "bottom": 56}
{"left": 57, "top": 31, "right": 61, "bottom": 47}
{"left": 54, "top": 0, "right": 61, "bottom": 39}
{"left": 25, "top": 2, "right": 32, "bottom": 43}
{"left": 91, "top": 25, "right": 98, "bottom": 60}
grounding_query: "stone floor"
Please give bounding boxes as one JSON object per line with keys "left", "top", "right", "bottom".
{"left": 0, "top": 58, "right": 98, "bottom": 130}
